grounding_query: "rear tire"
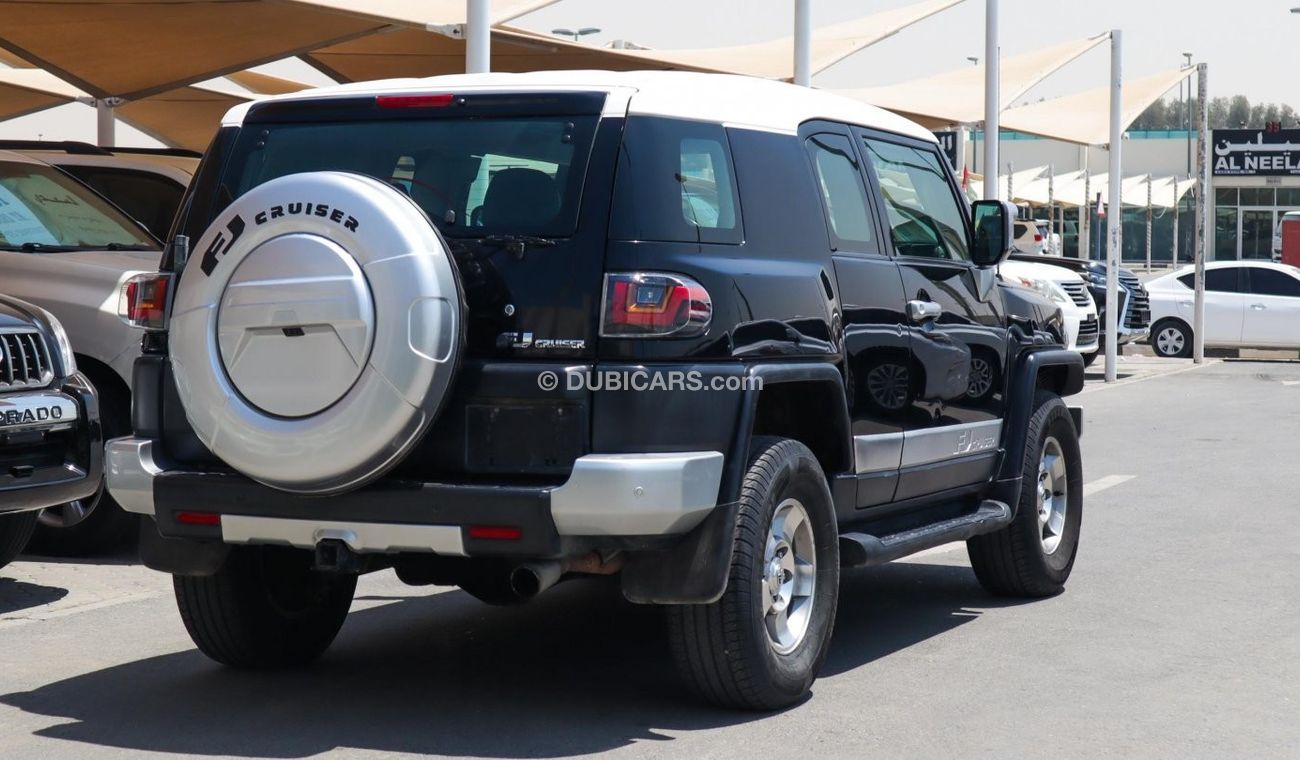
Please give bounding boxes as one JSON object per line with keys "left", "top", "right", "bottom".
{"left": 667, "top": 437, "right": 839, "bottom": 711}
{"left": 31, "top": 374, "right": 135, "bottom": 556}
{"left": 1151, "top": 318, "right": 1192, "bottom": 358}
{"left": 968, "top": 390, "right": 1082, "bottom": 597}
{"left": 174, "top": 545, "right": 356, "bottom": 668}
{"left": 0, "top": 511, "right": 39, "bottom": 570}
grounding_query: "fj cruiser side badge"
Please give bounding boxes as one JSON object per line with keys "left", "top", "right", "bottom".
{"left": 496, "top": 332, "right": 585, "bottom": 351}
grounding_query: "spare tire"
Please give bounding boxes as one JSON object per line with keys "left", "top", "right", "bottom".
{"left": 170, "top": 171, "right": 463, "bottom": 494}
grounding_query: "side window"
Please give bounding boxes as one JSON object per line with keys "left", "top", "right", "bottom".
{"left": 1178, "top": 268, "right": 1242, "bottom": 293}
{"left": 610, "top": 117, "right": 742, "bottom": 245}
{"left": 803, "top": 133, "right": 879, "bottom": 253}
{"left": 861, "top": 137, "right": 970, "bottom": 262}
{"left": 1247, "top": 267, "right": 1300, "bottom": 297}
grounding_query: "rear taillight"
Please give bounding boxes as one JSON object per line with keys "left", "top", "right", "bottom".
{"left": 1034, "top": 233, "right": 1044, "bottom": 242}
{"left": 600, "top": 272, "right": 712, "bottom": 338}
{"left": 118, "top": 272, "right": 173, "bottom": 330}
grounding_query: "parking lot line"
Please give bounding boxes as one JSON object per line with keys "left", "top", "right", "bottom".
{"left": 1083, "top": 474, "right": 1136, "bottom": 496}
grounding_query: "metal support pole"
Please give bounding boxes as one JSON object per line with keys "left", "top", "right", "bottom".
{"left": 465, "top": 0, "right": 491, "bottom": 74}
{"left": 1082, "top": 157, "right": 1091, "bottom": 260}
{"left": 983, "top": 0, "right": 1000, "bottom": 199}
{"left": 1172, "top": 180, "right": 1180, "bottom": 266}
{"left": 1105, "top": 30, "right": 1122, "bottom": 383}
{"left": 95, "top": 99, "right": 115, "bottom": 147}
{"left": 1193, "top": 63, "right": 1209, "bottom": 364}
{"left": 956, "top": 125, "right": 969, "bottom": 176}
{"left": 793, "top": 0, "right": 813, "bottom": 87}
{"left": 1047, "top": 165, "right": 1056, "bottom": 253}
{"left": 1146, "top": 176, "right": 1153, "bottom": 270}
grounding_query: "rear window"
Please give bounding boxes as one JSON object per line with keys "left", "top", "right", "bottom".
{"left": 59, "top": 165, "right": 184, "bottom": 240}
{"left": 218, "top": 113, "right": 600, "bottom": 238}
{"left": 609, "top": 117, "right": 742, "bottom": 245}
{"left": 1177, "top": 268, "right": 1241, "bottom": 293}
{"left": 0, "top": 160, "right": 158, "bottom": 250}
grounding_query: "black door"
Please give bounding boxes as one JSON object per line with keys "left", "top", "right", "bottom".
{"left": 801, "top": 126, "right": 910, "bottom": 508}
{"left": 856, "top": 130, "right": 1009, "bottom": 501}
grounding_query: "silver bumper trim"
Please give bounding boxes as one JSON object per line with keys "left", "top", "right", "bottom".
{"left": 105, "top": 437, "right": 162, "bottom": 516}
{"left": 550, "top": 451, "right": 725, "bottom": 536}
{"left": 221, "top": 516, "right": 466, "bottom": 556}
{"left": 102, "top": 438, "right": 727, "bottom": 541}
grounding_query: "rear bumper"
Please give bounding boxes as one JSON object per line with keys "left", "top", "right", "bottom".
{"left": 0, "top": 373, "right": 102, "bottom": 515}
{"left": 106, "top": 437, "right": 723, "bottom": 558}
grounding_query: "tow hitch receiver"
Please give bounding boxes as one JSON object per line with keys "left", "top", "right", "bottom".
{"left": 314, "top": 539, "right": 366, "bottom": 573}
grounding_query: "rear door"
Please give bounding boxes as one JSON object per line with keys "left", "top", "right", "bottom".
{"left": 856, "top": 129, "right": 1008, "bottom": 501}
{"left": 799, "top": 123, "right": 909, "bottom": 507}
{"left": 1242, "top": 266, "right": 1300, "bottom": 347}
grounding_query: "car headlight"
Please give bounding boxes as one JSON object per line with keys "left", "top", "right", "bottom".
{"left": 32, "top": 305, "right": 77, "bottom": 376}
{"left": 1087, "top": 270, "right": 1107, "bottom": 287}
{"left": 1015, "top": 276, "right": 1070, "bottom": 305}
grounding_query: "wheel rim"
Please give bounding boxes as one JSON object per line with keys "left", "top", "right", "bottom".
{"left": 37, "top": 481, "right": 103, "bottom": 529}
{"left": 968, "top": 357, "right": 993, "bottom": 398}
{"left": 1036, "top": 436, "right": 1069, "bottom": 555}
{"left": 866, "top": 363, "right": 909, "bottom": 410}
{"left": 762, "top": 498, "right": 817, "bottom": 655}
{"left": 1156, "top": 326, "right": 1185, "bottom": 356}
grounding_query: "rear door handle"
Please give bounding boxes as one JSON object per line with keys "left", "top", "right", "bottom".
{"left": 1178, "top": 300, "right": 1193, "bottom": 307}
{"left": 907, "top": 300, "right": 943, "bottom": 323}
{"left": 1250, "top": 303, "right": 1267, "bottom": 310}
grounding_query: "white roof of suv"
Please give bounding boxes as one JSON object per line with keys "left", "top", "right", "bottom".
{"left": 221, "top": 70, "right": 937, "bottom": 142}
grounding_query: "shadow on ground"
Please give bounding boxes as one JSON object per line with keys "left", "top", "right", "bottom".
{"left": 1, "top": 560, "right": 1032, "bottom": 758}
{"left": 0, "top": 577, "right": 69, "bottom": 615}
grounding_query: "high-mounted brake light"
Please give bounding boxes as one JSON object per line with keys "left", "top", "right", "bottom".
{"left": 376, "top": 93, "right": 455, "bottom": 109}
{"left": 118, "top": 272, "right": 173, "bottom": 330}
{"left": 600, "top": 272, "right": 712, "bottom": 338}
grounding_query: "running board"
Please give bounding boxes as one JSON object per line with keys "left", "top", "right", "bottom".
{"left": 839, "top": 500, "right": 1013, "bottom": 568}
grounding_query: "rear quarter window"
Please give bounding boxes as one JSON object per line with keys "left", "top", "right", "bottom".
{"left": 610, "top": 117, "right": 743, "bottom": 245}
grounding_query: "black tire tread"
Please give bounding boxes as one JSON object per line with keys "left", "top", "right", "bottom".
{"left": 0, "top": 511, "right": 39, "bottom": 570}
{"left": 174, "top": 547, "right": 355, "bottom": 669}
{"left": 668, "top": 436, "right": 835, "bottom": 710}
{"left": 968, "top": 390, "right": 1080, "bottom": 597}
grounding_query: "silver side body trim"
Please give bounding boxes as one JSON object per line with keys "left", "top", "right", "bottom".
{"left": 855, "top": 419, "right": 1003, "bottom": 474}
{"left": 220, "top": 516, "right": 466, "bottom": 556}
{"left": 551, "top": 451, "right": 724, "bottom": 536}
{"left": 854, "top": 432, "right": 903, "bottom": 474}
{"left": 105, "top": 436, "right": 161, "bottom": 516}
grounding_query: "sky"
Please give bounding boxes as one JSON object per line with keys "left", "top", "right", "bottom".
{"left": 2, "top": 0, "right": 1295, "bottom": 146}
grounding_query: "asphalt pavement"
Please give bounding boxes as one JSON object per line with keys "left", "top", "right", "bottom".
{"left": 1, "top": 356, "right": 1297, "bottom": 759}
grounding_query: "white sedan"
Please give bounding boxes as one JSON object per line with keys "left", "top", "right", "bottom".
{"left": 1146, "top": 261, "right": 1300, "bottom": 357}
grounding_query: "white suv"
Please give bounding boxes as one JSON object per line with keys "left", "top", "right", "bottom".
{"left": 1000, "top": 259, "right": 1100, "bottom": 358}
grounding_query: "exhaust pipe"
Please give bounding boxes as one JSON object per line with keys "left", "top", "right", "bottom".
{"left": 509, "top": 561, "right": 563, "bottom": 600}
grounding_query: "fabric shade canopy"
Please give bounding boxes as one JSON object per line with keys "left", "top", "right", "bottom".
{"left": 304, "top": 0, "right": 968, "bottom": 83}
{"left": 0, "top": 0, "right": 554, "bottom": 100}
{"left": 843, "top": 34, "right": 1108, "bottom": 127}
{"left": 0, "top": 68, "right": 84, "bottom": 122}
{"left": 1000, "top": 68, "right": 1197, "bottom": 146}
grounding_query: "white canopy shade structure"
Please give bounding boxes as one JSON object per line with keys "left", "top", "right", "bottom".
{"left": 0, "top": 65, "right": 311, "bottom": 151}
{"left": 1000, "top": 68, "right": 1198, "bottom": 146}
{"left": 0, "top": 0, "right": 555, "bottom": 100}
{"left": 303, "top": 0, "right": 969, "bottom": 83}
{"left": 1014, "top": 169, "right": 1086, "bottom": 206}
{"left": 843, "top": 34, "right": 1108, "bottom": 128}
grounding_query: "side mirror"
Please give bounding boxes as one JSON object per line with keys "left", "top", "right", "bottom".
{"left": 970, "top": 200, "right": 1018, "bottom": 267}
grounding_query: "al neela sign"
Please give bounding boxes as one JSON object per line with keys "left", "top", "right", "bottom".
{"left": 1214, "top": 127, "right": 1300, "bottom": 176}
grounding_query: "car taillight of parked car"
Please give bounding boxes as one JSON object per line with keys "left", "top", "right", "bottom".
{"left": 118, "top": 272, "right": 173, "bottom": 330}
{"left": 600, "top": 272, "right": 712, "bottom": 338}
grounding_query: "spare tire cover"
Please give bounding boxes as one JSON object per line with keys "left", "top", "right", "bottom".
{"left": 170, "top": 171, "right": 462, "bottom": 494}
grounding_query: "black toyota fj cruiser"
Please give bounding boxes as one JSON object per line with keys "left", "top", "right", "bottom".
{"left": 0, "top": 294, "right": 102, "bottom": 570}
{"left": 109, "top": 72, "right": 1084, "bottom": 710}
